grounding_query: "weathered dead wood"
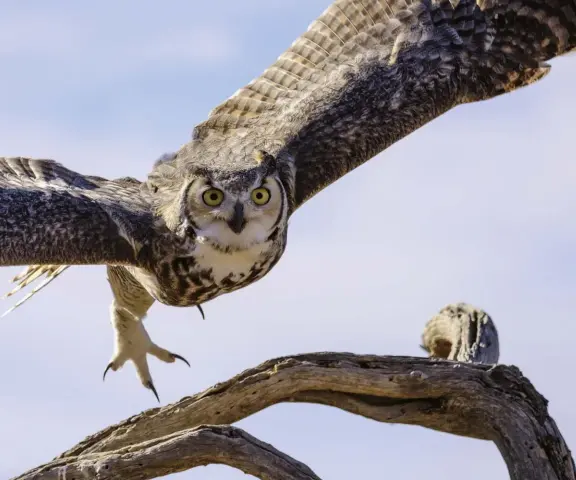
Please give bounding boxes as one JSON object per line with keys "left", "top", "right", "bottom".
{"left": 14, "top": 303, "right": 575, "bottom": 480}
{"left": 16, "top": 425, "right": 320, "bottom": 480}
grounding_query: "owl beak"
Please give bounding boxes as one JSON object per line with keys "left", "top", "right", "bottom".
{"left": 228, "top": 202, "right": 246, "bottom": 234}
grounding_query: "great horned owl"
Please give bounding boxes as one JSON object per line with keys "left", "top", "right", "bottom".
{"left": 1, "top": 0, "right": 575, "bottom": 401}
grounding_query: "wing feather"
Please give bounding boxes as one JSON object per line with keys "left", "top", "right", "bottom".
{"left": 0, "top": 157, "right": 153, "bottom": 267}
{"left": 194, "top": 0, "right": 421, "bottom": 136}
{"left": 193, "top": 0, "right": 576, "bottom": 209}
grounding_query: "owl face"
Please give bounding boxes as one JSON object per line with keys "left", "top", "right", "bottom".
{"left": 185, "top": 168, "right": 286, "bottom": 252}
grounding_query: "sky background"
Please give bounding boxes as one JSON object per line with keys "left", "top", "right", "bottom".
{"left": 1, "top": 1, "right": 575, "bottom": 479}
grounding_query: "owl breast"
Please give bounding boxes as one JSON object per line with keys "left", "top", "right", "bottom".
{"left": 140, "top": 234, "right": 285, "bottom": 307}
{"left": 194, "top": 240, "right": 273, "bottom": 286}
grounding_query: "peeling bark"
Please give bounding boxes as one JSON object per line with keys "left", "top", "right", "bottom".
{"left": 16, "top": 426, "right": 320, "bottom": 480}
{"left": 14, "top": 304, "right": 575, "bottom": 480}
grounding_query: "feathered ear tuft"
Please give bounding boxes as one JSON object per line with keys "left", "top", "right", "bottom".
{"left": 143, "top": 153, "right": 189, "bottom": 232}
{"left": 152, "top": 152, "right": 178, "bottom": 169}
{"left": 253, "top": 149, "right": 276, "bottom": 167}
{"left": 144, "top": 153, "right": 179, "bottom": 195}
{"left": 253, "top": 150, "right": 267, "bottom": 165}
{"left": 253, "top": 150, "right": 280, "bottom": 178}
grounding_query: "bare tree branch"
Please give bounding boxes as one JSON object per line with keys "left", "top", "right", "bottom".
{"left": 16, "top": 425, "right": 321, "bottom": 480}
{"left": 14, "top": 303, "right": 575, "bottom": 480}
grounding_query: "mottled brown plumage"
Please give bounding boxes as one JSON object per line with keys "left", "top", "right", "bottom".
{"left": 2, "top": 0, "right": 575, "bottom": 399}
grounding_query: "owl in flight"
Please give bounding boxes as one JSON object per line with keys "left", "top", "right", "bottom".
{"left": 1, "top": 0, "right": 574, "bottom": 401}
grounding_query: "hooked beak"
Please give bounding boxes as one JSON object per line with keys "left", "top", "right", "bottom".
{"left": 227, "top": 202, "right": 246, "bottom": 234}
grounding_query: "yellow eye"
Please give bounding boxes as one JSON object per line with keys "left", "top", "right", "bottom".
{"left": 251, "top": 187, "right": 270, "bottom": 205}
{"left": 202, "top": 188, "right": 224, "bottom": 207}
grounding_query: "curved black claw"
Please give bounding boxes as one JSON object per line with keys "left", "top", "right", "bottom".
{"left": 171, "top": 353, "right": 191, "bottom": 367}
{"left": 102, "top": 362, "right": 114, "bottom": 382}
{"left": 196, "top": 304, "right": 205, "bottom": 320}
{"left": 146, "top": 381, "right": 160, "bottom": 403}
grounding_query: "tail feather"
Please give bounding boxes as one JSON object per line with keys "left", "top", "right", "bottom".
{"left": 2, "top": 265, "right": 69, "bottom": 317}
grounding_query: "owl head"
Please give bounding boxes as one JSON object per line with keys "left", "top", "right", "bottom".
{"left": 148, "top": 149, "right": 294, "bottom": 252}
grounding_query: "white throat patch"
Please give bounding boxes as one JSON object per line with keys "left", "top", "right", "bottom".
{"left": 195, "top": 221, "right": 271, "bottom": 251}
{"left": 193, "top": 239, "right": 272, "bottom": 284}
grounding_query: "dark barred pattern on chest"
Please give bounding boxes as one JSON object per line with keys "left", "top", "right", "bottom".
{"left": 150, "top": 239, "right": 285, "bottom": 307}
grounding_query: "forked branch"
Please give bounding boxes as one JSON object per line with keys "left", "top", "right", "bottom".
{"left": 14, "top": 303, "right": 575, "bottom": 480}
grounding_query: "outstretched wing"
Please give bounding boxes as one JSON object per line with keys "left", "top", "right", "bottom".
{"left": 0, "top": 157, "right": 153, "bottom": 267}
{"left": 194, "top": 0, "right": 576, "bottom": 209}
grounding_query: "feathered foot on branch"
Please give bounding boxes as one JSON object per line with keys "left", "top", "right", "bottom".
{"left": 103, "top": 310, "right": 190, "bottom": 402}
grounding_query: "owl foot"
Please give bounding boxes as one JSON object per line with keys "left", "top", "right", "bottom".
{"left": 103, "top": 319, "right": 190, "bottom": 402}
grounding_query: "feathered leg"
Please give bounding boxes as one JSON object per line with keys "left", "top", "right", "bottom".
{"left": 104, "top": 266, "right": 190, "bottom": 402}
{"left": 3, "top": 264, "right": 206, "bottom": 319}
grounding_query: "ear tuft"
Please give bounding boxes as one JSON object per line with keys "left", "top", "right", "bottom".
{"left": 253, "top": 150, "right": 268, "bottom": 165}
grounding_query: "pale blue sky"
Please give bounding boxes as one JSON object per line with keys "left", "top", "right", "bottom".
{"left": 1, "top": 2, "right": 575, "bottom": 479}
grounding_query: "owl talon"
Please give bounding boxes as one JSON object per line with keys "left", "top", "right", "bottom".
{"left": 103, "top": 322, "right": 189, "bottom": 402}
{"left": 102, "top": 362, "right": 114, "bottom": 381}
{"left": 103, "top": 352, "right": 162, "bottom": 401}
{"left": 146, "top": 381, "right": 160, "bottom": 403}
{"left": 170, "top": 353, "right": 190, "bottom": 367}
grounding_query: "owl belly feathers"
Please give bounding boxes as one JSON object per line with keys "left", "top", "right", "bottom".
{"left": 134, "top": 232, "right": 286, "bottom": 307}
{"left": 193, "top": 238, "right": 282, "bottom": 295}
